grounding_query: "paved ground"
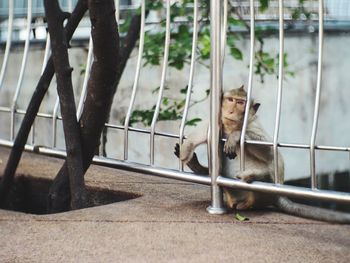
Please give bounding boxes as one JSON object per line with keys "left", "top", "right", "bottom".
{"left": 0, "top": 147, "right": 349, "bottom": 263}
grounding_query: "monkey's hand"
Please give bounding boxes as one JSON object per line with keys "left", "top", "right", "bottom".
{"left": 235, "top": 169, "right": 269, "bottom": 184}
{"left": 174, "top": 143, "right": 181, "bottom": 158}
{"left": 175, "top": 143, "right": 200, "bottom": 164}
{"left": 223, "top": 131, "right": 240, "bottom": 159}
{"left": 177, "top": 141, "right": 195, "bottom": 164}
{"left": 236, "top": 170, "right": 256, "bottom": 183}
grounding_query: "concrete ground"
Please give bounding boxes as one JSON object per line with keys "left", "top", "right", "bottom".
{"left": 0, "top": 147, "right": 349, "bottom": 263}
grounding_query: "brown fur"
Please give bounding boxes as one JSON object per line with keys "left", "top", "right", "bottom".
{"left": 176, "top": 86, "right": 350, "bottom": 223}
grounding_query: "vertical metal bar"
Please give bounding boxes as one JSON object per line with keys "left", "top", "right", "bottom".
{"left": 52, "top": 99, "right": 60, "bottom": 148}
{"left": 115, "top": 0, "right": 120, "bottom": 23}
{"left": 221, "top": 0, "right": 228, "bottom": 65}
{"left": 41, "top": 35, "right": 51, "bottom": 75}
{"left": 310, "top": 0, "right": 324, "bottom": 189}
{"left": 123, "top": 0, "right": 145, "bottom": 160}
{"left": 31, "top": 24, "right": 52, "bottom": 146}
{"left": 240, "top": 0, "right": 255, "bottom": 171}
{"left": 273, "top": 0, "right": 284, "bottom": 184}
{"left": 207, "top": 0, "right": 226, "bottom": 215}
{"left": 178, "top": 0, "right": 199, "bottom": 170}
{"left": 150, "top": 0, "right": 171, "bottom": 165}
{"left": 10, "top": 0, "right": 33, "bottom": 140}
{"left": 76, "top": 36, "right": 93, "bottom": 120}
{"left": 0, "top": 0, "right": 14, "bottom": 90}
{"left": 30, "top": 123, "right": 35, "bottom": 145}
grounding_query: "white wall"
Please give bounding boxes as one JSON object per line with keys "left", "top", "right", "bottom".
{"left": 1, "top": 32, "right": 350, "bottom": 180}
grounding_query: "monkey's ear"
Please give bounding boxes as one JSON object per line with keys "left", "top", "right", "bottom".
{"left": 253, "top": 103, "right": 260, "bottom": 113}
{"left": 239, "top": 85, "right": 245, "bottom": 91}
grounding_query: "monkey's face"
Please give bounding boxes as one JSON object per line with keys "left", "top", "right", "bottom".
{"left": 221, "top": 93, "right": 246, "bottom": 129}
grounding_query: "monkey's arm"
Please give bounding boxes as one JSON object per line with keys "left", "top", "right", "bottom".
{"left": 235, "top": 168, "right": 272, "bottom": 183}
{"left": 224, "top": 120, "right": 274, "bottom": 164}
{"left": 179, "top": 124, "right": 208, "bottom": 163}
{"left": 175, "top": 143, "right": 209, "bottom": 174}
{"left": 244, "top": 121, "right": 274, "bottom": 163}
{"left": 223, "top": 131, "right": 240, "bottom": 159}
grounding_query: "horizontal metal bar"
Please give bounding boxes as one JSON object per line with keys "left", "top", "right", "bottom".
{"left": 0, "top": 107, "right": 58, "bottom": 119}
{"left": 217, "top": 176, "right": 350, "bottom": 205}
{"left": 1, "top": 139, "right": 349, "bottom": 205}
{"left": 1, "top": 107, "right": 349, "bottom": 152}
{"left": 105, "top": 123, "right": 180, "bottom": 139}
{"left": 0, "top": 107, "right": 10, "bottom": 112}
{"left": 245, "top": 140, "right": 350, "bottom": 152}
{"left": 0, "top": 139, "right": 210, "bottom": 185}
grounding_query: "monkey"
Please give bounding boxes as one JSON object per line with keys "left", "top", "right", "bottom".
{"left": 175, "top": 86, "right": 350, "bottom": 223}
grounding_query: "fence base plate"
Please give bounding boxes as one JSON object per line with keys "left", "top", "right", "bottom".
{"left": 206, "top": 206, "right": 227, "bottom": 215}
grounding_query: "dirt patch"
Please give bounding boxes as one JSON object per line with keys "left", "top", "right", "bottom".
{"left": 0, "top": 174, "right": 141, "bottom": 214}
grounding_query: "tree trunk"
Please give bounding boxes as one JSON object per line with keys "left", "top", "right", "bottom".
{"left": 0, "top": 0, "right": 88, "bottom": 205}
{"left": 44, "top": 0, "right": 87, "bottom": 209}
{"left": 48, "top": 0, "right": 120, "bottom": 212}
{"left": 101, "top": 13, "right": 143, "bottom": 157}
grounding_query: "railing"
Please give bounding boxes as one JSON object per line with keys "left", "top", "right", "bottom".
{"left": 0, "top": 0, "right": 350, "bottom": 214}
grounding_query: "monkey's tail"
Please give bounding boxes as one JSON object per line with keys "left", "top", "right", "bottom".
{"left": 275, "top": 197, "right": 350, "bottom": 224}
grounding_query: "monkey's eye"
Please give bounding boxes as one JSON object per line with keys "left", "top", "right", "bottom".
{"left": 227, "top": 97, "right": 234, "bottom": 102}
{"left": 236, "top": 100, "right": 245, "bottom": 105}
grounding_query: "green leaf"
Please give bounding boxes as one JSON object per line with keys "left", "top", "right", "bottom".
{"left": 235, "top": 213, "right": 249, "bottom": 222}
{"left": 198, "top": 33, "right": 211, "bottom": 60}
{"left": 230, "top": 47, "right": 243, "bottom": 60}
{"left": 162, "top": 97, "right": 169, "bottom": 106}
{"left": 185, "top": 118, "right": 202, "bottom": 126}
{"left": 228, "top": 17, "right": 244, "bottom": 27}
{"left": 146, "top": 0, "right": 163, "bottom": 11}
{"left": 259, "top": 0, "right": 269, "bottom": 12}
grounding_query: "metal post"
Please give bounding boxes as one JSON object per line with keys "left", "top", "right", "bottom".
{"left": 273, "top": 0, "right": 284, "bottom": 184}
{"left": 0, "top": 0, "right": 14, "bottom": 91}
{"left": 76, "top": 36, "right": 93, "bottom": 120}
{"left": 240, "top": 0, "right": 255, "bottom": 171}
{"left": 310, "top": 0, "right": 324, "bottom": 189}
{"left": 124, "top": 0, "right": 145, "bottom": 161}
{"left": 10, "top": 0, "right": 33, "bottom": 140}
{"left": 178, "top": 0, "right": 199, "bottom": 170}
{"left": 150, "top": 0, "right": 171, "bottom": 165}
{"left": 207, "top": 0, "right": 226, "bottom": 215}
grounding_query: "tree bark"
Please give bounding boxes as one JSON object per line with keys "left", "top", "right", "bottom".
{"left": 48, "top": 0, "right": 120, "bottom": 213}
{"left": 44, "top": 0, "right": 87, "bottom": 209}
{"left": 0, "top": 0, "right": 88, "bottom": 205}
{"left": 101, "top": 13, "right": 142, "bottom": 156}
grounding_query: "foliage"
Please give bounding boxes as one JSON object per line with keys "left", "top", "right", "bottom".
{"left": 235, "top": 213, "right": 250, "bottom": 221}
{"left": 125, "top": 86, "right": 206, "bottom": 127}
{"left": 123, "top": 0, "right": 313, "bottom": 127}
{"left": 291, "top": 0, "right": 317, "bottom": 20}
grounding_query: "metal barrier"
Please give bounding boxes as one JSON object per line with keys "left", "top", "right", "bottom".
{"left": 0, "top": 0, "right": 350, "bottom": 213}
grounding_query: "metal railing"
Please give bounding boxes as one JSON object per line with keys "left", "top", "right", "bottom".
{"left": 0, "top": 0, "right": 350, "bottom": 213}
